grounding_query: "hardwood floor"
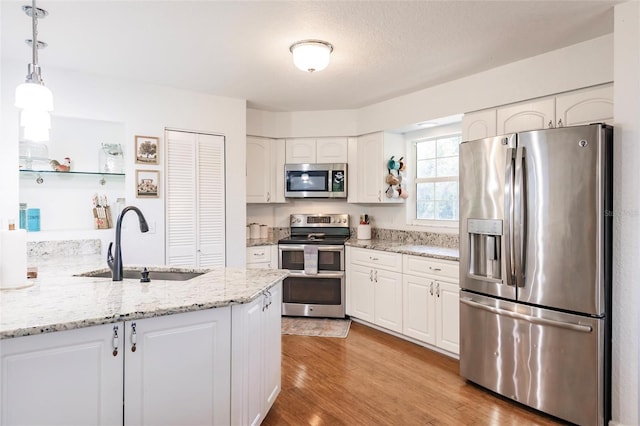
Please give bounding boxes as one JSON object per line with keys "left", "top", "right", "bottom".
{"left": 263, "top": 321, "right": 564, "bottom": 426}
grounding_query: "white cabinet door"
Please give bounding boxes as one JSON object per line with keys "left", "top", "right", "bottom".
{"left": 357, "top": 133, "right": 384, "bottom": 202}
{"left": 497, "top": 97, "right": 555, "bottom": 134}
{"left": 231, "top": 283, "right": 282, "bottom": 426}
{"left": 316, "top": 137, "right": 348, "bottom": 163}
{"left": 285, "top": 138, "right": 316, "bottom": 163}
{"left": 247, "top": 137, "right": 285, "bottom": 204}
{"left": 402, "top": 275, "right": 436, "bottom": 344}
{"left": 355, "top": 132, "right": 404, "bottom": 203}
{"left": 0, "top": 323, "right": 123, "bottom": 426}
{"left": 263, "top": 283, "right": 282, "bottom": 412}
{"left": 374, "top": 269, "right": 403, "bottom": 333}
{"left": 462, "top": 109, "right": 497, "bottom": 141}
{"left": 555, "top": 84, "right": 613, "bottom": 127}
{"left": 247, "top": 136, "right": 271, "bottom": 203}
{"left": 349, "top": 263, "right": 375, "bottom": 323}
{"left": 166, "top": 130, "right": 226, "bottom": 267}
{"left": 124, "top": 308, "right": 231, "bottom": 426}
{"left": 435, "top": 280, "right": 460, "bottom": 354}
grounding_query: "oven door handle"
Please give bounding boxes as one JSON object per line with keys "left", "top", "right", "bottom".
{"left": 287, "top": 271, "right": 345, "bottom": 278}
{"left": 279, "top": 245, "right": 345, "bottom": 252}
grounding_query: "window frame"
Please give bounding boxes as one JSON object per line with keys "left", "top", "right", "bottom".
{"left": 409, "top": 131, "right": 461, "bottom": 229}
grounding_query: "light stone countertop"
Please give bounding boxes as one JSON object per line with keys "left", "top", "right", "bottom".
{"left": 346, "top": 238, "right": 460, "bottom": 262}
{"left": 1, "top": 254, "right": 288, "bottom": 339}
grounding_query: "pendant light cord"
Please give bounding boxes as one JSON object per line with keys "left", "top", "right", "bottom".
{"left": 31, "top": 0, "right": 38, "bottom": 67}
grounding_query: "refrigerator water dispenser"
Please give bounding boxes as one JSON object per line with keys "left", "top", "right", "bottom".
{"left": 467, "top": 219, "right": 502, "bottom": 282}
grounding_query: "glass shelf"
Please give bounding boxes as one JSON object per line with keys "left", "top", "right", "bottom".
{"left": 19, "top": 169, "right": 125, "bottom": 177}
{"left": 19, "top": 169, "right": 125, "bottom": 185}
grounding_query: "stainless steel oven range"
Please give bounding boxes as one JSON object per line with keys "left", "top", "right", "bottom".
{"left": 278, "top": 213, "right": 350, "bottom": 318}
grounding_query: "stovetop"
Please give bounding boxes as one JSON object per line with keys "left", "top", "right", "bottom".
{"left": 279, "top": 213, "right": 350, "bottom": 245}
{"left": 278, "top": 235, "right": 350, "bottom": 246}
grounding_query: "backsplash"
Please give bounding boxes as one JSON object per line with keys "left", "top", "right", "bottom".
{"left": 273, "top": 226, "right": 458, "bottom": 248}
{"left": 27, "top": 239, "right": 102, "bottom": 257}
{"left": 350, "top": 227, "right": 459, "bottom": 249}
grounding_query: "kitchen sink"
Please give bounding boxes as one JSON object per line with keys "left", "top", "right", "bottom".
{"left": 78, "top": 269, "right": 205, "bottom": 281}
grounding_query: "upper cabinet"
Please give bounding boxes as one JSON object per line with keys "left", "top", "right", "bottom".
{"left": 462, "top": 84, "right": 613, "bottom": 141}
{"left": 351, "top": 132, "right": 404, "bottom": 203}
{"left": 497, "top": 97, "right": 555, "bottom": 135}
{"left": 247, "top": 136, "right": 286, "bottom": 204}
{"left": 285, "top": 137, "right": 348, "bottom": 164}
{"left": 461, "top": 109, "right": 497, "bottom": 142}
{"left": 555, "top": 84, "right": 614, "bottom": 127}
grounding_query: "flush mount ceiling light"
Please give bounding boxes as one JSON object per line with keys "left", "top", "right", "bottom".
{"left": 15, "top": 0, "right": 53, "bottom": 142}
{"left": 289, "top": 39, "right": 333, "bottom": 73}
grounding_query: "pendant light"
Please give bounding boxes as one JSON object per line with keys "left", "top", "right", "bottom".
{"left": 289, "top": 40, "right": 333, "bottom": 73}
{"left": 15, "top": 0, "right": 53, "bottom": 143}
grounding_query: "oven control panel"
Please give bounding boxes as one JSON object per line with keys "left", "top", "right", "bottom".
{"left": 290, "top": 213, "right": 349, "bottom": 227}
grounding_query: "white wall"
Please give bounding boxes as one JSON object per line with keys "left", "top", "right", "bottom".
{"left": 612, "top": 3, "right": 639, "bottom": 425}
{"left": 247, "top": 35, "right": 614, "bottom": 234}
{"left": 1, "top": 61, "right": 247, "bottom": 266}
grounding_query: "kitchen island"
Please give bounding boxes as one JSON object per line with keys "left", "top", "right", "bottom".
{"left": 0, "top": 254, "right": 287, "bottom": 426}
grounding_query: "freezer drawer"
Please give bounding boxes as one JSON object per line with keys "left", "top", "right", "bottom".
{"left": 459, "top": 293, "right": 604, "bottom": 426}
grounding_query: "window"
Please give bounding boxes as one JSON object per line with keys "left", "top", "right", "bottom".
{"left": 413, "top": 134, "right": 461, "bottom": 222}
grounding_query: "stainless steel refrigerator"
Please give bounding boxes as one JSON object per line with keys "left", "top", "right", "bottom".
{"left": 458, "top": 124, "right": 612, "bottom": 426}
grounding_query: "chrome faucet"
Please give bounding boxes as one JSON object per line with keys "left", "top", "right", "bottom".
{"left": 107, "top": 206, "right": 149, "bottom": 281}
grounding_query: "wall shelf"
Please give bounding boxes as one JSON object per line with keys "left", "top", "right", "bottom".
{"left": 19, "top": 169, "right": 125, "bottom": 185}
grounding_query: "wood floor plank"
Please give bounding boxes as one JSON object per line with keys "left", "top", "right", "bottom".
{"left": 263, "top": 322, "right": 564, "bottom": 426}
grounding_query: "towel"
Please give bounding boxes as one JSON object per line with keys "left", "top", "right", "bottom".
{"left": 304, "top": 245, "right": 318, "bottom": 275}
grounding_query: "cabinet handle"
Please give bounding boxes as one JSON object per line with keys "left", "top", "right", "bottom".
{"left": 548, "top": 120, "right": 554, "bottom": 128}
{"left": 429, "top": 266, "right": 441, "bottom": 272}
{"left": 374, "top": 270, "right": 378, "bottom": 283}
{"left": 429, "top": 282, "right": 434, "bottom": 296}
{"left": 112, "top": 325, "right": 119, "bottom": 357}
{"left": 436, "top": 282, "right": 440, "bottom": 298}
{"left": 267, "top": 290, "right": 272, "bottom": 308}
{"left": 369, "top": 256, "right": 379, "bottom": 261}
{"left": 131, "top": 323, "right": 137, "bottom": 352}
{"left": 267, "top": 191, "right": 271, "bottom": 202}
{"left": 369, "top": 270, "right": 374, "bottom": 282}
{"left": 557, "top": 118, "right": 563, "bottom": 128}
{"left": 378, "top": 190, "right": 381, "bottom": 202}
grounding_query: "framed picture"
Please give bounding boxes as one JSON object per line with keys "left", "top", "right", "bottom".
{"left": 135, "top": 135, "right": 159, "bottom": 165}
{"left": 136, "top": 170, "right": 160, "bottom": 198}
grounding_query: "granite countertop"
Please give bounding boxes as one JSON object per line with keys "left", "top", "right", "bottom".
{"left": 346, "top": 238, "right": 459, "bottom": 262}
{"left": 246, "top": 237, "right": 279, "bottom": 247}
{"left": 1, "top": 255, "right": 288, "bottom": 339}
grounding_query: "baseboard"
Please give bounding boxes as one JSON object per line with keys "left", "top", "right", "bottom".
{"left": 349, "top": 317, "right": 459, "bottom": 360}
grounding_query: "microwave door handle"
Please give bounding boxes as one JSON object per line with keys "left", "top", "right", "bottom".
{"left": 504, "top": 147, "right": 515, "bottom": 287}
{"left": 513, "top": 146, "right": 526, "bottom": 287}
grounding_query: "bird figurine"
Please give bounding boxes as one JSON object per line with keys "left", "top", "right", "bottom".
{"left": 50, "top": 157, "right": 71, "bottom": 172}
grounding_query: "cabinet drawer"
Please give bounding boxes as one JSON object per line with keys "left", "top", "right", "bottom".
{"left": 350, "top": 247, "right": 402, "bottom": 272}
{"left": 403, "top": 255, "right": 458, "bottom": 280}
{"left": 247, "top": 246, "right": 271, "bottom": 264}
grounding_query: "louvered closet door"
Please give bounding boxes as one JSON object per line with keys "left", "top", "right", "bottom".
{"left": 166, "top": 130, "right": 225, "bottom": 267}
{"left": 196, "top": 134, "right": 225, "bottom": 267}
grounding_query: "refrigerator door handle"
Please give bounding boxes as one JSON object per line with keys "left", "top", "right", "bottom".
{"left": 460, "top": 298, "right": 593, "bottom": 333}
{"left": 504, "top": 147, "right": 515, "bottom": 287}
{"left": 513, "top": 146, "right": 526, "bottom": 287}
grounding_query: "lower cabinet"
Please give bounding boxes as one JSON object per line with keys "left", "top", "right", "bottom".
{"left": 246, "top": 245, "right": 278, "bottom": 269}
{"left": 347, "top": 247, "right": 460, "bottom": 355}
{"left": 124, "top": 309, "right": 231, "bottom": 425}
{"left": 348, "top": 248, "right": 403, "bottom": 333}
{"left": 0, "top": 323, "right": 123, "bottom": 426}
{"left": 1, "top": 288, "right": 283, "bottom": 426}
{"left": 402, "top": 255, "right": 460, "bottom": 354}
{"left": 231, "top": 282, "right": 282, "bottom": 426}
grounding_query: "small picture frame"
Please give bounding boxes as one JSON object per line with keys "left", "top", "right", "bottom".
{"left": 135, "top": 135, "right": 159, "bottom": 165}
{"left": 136, "top": 170, "right": 160, "bottom": 198}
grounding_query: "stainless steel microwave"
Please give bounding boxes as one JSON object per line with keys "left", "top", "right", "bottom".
{"left": 284, "top": 163, "right": 347, "bottom": 198}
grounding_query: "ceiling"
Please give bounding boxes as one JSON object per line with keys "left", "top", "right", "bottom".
{"left": 1, "top": 1, "right": 618, "bottom": 112}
